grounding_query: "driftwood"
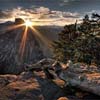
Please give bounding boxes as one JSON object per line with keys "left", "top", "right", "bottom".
{"left": 24, "top": 58, "right": 55, "bottom": 71}
{"left": 24, "top": 59, "right": 100, "bottom": 96}
{"left": 24, "top": 58, "right": 58, "bottom": 79}
{"left": 58, "top": 61, "right": 100, "bottom": 96}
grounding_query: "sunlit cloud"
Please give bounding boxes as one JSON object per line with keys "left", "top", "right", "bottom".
{"left": 0, "top": 7, "right": 81, "bottom": 26}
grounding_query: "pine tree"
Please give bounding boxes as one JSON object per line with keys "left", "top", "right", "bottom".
{"left": 53, "top": 14, "right": 100, "bottom": 65}
{"left": 53, "top": 23, "right": 78, "bottom": 63}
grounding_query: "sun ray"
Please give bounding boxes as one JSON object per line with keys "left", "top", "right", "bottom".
{"left": 13, "top": 19, "right": 54, "bottom": 62}
{"left": 30, "top": 26, "right": 53, "bottom": 48}
{"left": 7, "top": 24, "right": 24, "bottom": 31}
{"left": 19, "top": 26, "right": 28, "bottom": 60}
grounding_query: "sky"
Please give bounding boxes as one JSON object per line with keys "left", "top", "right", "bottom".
{"left": 0, "top": 0, "right": 100, "bottom": 26}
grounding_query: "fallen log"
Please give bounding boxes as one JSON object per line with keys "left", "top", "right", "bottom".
{"left": 24, "top": 58, "right": 55, "bottom": 71}
{"left": 58, "top": 62, "right": 100, "bottom": 96}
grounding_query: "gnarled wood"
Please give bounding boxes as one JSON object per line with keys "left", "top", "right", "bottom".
{"left": 58, "top": 62, "right": 100, "bottom": 96}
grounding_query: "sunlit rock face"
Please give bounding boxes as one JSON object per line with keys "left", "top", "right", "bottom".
{"left": 0, "top": 21, "right": 44, "bottom": 74}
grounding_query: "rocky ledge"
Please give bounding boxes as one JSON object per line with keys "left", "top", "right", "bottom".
{"left": 0, "top": 59, "right": 100, "bottom": 100}
{"left": 59, "top": 61, "right": 100, "bottom": 96}
{"left": 0, "top": 70, "right": 69, "bottom": 100}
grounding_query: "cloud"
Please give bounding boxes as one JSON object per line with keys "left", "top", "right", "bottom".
{"left": 59, "top": 0, "right": 78, "bottom": 6}
{"left": 0, "top": 7, "right": 81, "bottom": 26}
{"left": 62, "top": 0, "right": 77, "bottom": 2}
{"left": 35, "top": 7, "right": 50, "bottom": 14}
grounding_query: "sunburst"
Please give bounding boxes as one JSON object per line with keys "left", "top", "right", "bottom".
{"left": 19, "top": 26, "right": 28, "bottom": 60}
{"left": 6, "top": 19, "right": 53, "bottom": 61}
{"left": 24, "top": 20, "right": 33, "bottom": 27}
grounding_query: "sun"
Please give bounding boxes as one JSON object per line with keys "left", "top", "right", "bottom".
{"left": 24, "top": 20, "right": 33, "bottom": 27}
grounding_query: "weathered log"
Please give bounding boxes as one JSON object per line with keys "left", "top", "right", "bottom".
{"left": 24, "top": 58, "right": 58, "bottom": 79}
{"left": 58, "top": 62, "right": 100, "bottom": 96}
{"left": 24, "top": 58, "right": 55, "bottom": 71}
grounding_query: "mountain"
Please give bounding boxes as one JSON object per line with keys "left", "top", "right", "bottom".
{"left": 0, "top": 21, "right": 61, "bottom": 74}
{"left": 0, "top": 22, "right": 44, "bottom": 74}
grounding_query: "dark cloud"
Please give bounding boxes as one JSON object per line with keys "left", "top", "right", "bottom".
{"left": 0, "top": 0, "right": 100, "bottom": 13}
